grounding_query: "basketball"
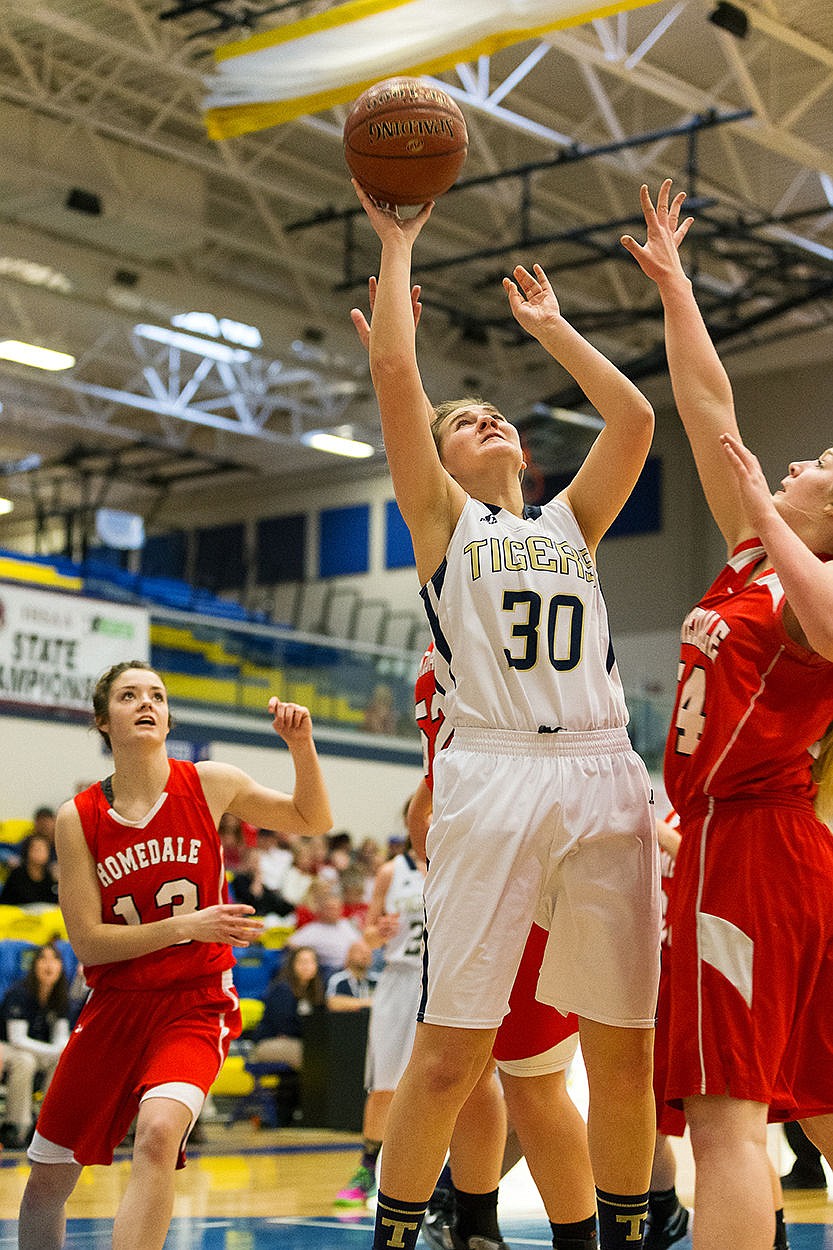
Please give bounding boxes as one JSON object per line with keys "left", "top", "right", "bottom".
{"left": 343, "top": 77, "right": 468, "bottom": 207}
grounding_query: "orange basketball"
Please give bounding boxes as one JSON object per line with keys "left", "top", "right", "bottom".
{"left": 344, "top": 77, "right": 468, "bottom": 207}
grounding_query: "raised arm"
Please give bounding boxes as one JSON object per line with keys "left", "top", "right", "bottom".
{"left": 353, "top": 182, "right": 465, "bottom": 581}
{"left": 621, "top": 180, "right": 748, "bottom": 551}
{"left": 721, "top": 434, "right": 833, "bottom": 660}
{"left": 505, "top": 263, "right": 654, "bottom": 552}
{"left": 199, "top": 698, "right": 333, "bottom": 836}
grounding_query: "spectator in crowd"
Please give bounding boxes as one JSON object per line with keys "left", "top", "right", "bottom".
{"left": 249, "top": 946, "right": 325, "bottom": 1126}
{"left": 279, "top": 837, "right": 324, "bottom": 913}
{"left": 0, "top": 806, "right": 60, "bottom": 877}
{"left": 326, "top": 940, "right": 378, "bottom": 1011}
{"left": 0, "top": 833, "right": 60, "bottom": 907}
{"left": 363, "top": 683, "right": 398, "bottom": 735}
{"left": 0, "top": 943, "right": 70, "bottom": 1149}
{"left": 229, "top": 826, "right": 295, "bottom": 919}
{"left": 31, "top": 807, "right": 57, "bottom": 853}
{"left": 287, "top": 885, "right": 362, "bottom": 984}
{"left": 324, "top": 831, "right": 354, "bottom": 878}
{"left": 218, "top": 813, "right": 250, "bottom": 878}
{"left": 340, "top": 865, "right": 371, "bottom": 932}
{"left": 356, "top": 838, "right": 385, "bottom": 896}
{"left": 252, "top": 826, "right": 295, "bottom": 895}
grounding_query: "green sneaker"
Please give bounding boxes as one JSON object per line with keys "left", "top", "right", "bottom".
{"left": 334, "top": 1163, "right": 378, "bottom": 1207}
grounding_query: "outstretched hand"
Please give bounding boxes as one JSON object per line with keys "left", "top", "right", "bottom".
{"left": 720, "top": 433, "right": 777, "bottom": 532}
{"left": 186, "top": 903, "right": 264, "bottom": 947}
{"left": 268, "top": 698, "right": 314, "bottom": 746}
{"left": 350, "top": 274, "right": 422, "bottom": 350}
{"left": 620, "top": 179, "right": 694, "bottom": 286}
{"left": 503, "top": 263, "right": 561, "bottom": 337}
{"left": 352, "top": 179, "right": 434, "bottom": 247}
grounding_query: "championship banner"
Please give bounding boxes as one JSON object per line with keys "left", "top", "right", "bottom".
{"left": 0, "top": 583, "right": 149, "bottom": 714}
{"left": 204, "top": 0, "right": 662, "bottom": 139}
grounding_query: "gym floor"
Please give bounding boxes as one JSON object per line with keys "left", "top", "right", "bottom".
{"left": 1, "top": 1120, "right": 832, "bottom": 1248}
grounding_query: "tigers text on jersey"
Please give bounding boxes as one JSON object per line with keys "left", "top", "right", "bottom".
{"left": 382, "top": 852, "right": 426, "bottom": 968}
{"left": 74, "top": 758, "right": 233, "bottom": 990}
{"left": 665, "top": 539, "right": 833, "bottom": 815}
{"left": 420, "top": 495, "right": 629, "bottom": 733}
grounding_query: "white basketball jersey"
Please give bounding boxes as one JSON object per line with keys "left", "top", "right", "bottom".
{"left": 382, "top": 852, "right": 426, "bottom": 968}
{"left": 420, "top": 495, "right": 629, "bottom": 733}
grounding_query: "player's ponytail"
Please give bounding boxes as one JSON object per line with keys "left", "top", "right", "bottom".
{"left": 812, "top": 722, "right": 833, "bottom": 829}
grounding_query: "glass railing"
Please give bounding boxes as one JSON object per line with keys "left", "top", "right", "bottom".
{"left": 150, "top": 607, "right": 425, "bottom": 746}
{"left": 150, "top": 606, "right": 673, "bottom": 766}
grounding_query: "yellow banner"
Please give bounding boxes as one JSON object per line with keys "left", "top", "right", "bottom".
{"left": 205, "top": 0, "right": 663, "bottom": 139}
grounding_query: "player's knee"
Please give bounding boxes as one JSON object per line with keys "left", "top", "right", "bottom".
{"left": 21, "top": 1161, "right": 78, "bottom": 1209}
{"left": 133, "top": 1106, "right": 189, "bottom": 1168}
{"left": 412, "top": 1046, "right": 480, "bottom": 1100}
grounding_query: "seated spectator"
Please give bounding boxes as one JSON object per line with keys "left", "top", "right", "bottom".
{"left": 31, "top": 806, "right": 57, "bottom": 854}
{"left": 219, "top": 812, "right": 250, "bottom": 878}
{"left": 230, "top": 826, "right": 295, "bottom": 918}
{"left": 340, "top": 865, "right": 370, "bottom": 931}
{"left": 0, "top": 806, "right": 57, "bottom": 874}
{"left": 0, "top": 833, "right": 59, "bottom": 907}
{"left": 363, "top": 683, "right": 398, "bottom": 735}
{"left": 293, "top": 876, "right": 333, "bottom": 929}
{"left": 249, "top": 946, "right": 325, "bottom": 1125}
{"left": 323, "top": 831, "right": 354, "bottom": 879}
{"left": 254, "top": 826, "right": 294, "bottom": 894}
{"left": 0, "top": 942, "right": 70, "bottom": 1149}
{"left": 355, "top": 838, "right": 385, "bottom": 899}
{"left": 279, "top": 837, "right": 323, "bottom": 912}
{"left": 287, "top": 886, "right": 362, "bottom": 984}
{"left": 325, "top": 940, "right": 378, "bottom": 1011}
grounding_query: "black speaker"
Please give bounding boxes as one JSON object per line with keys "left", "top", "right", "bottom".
{"left": 65, "top": 188, "right": 102, "bottom": 215}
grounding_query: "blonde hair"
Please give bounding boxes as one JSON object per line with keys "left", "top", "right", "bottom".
{"left": 812, "top": 723, "right": 833, "bottom": 828}
{"left": 430, "top": 397, "right": 500, "bottom": 453}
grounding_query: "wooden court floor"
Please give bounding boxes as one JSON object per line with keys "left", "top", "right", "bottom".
{"left": 1, "top": 1120, "right": 833, "bottom": 1247}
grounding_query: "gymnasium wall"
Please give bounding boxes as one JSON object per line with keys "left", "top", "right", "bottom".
{"left": 1, "top": 353, "right": 828, "bottom": 835}
{"left": 0, "top": 711, "right": 422, "bottom": 844}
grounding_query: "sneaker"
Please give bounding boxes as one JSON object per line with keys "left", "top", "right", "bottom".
{"left": 0, "top": 1124, "right": 25, "bottom": 1151}
{"left": 445, "top": 1232, "right": 510, "bottom": 1250}
{"left": 422, "top": 1186, "right": 455, "bottom": 1250}
{"left": 334, "top": 1164, "right": 378, "bottom": 1207}
{"left": 780, "top": 1166, "right": 827, "bottom": 1190}
{"left": 644, "top": 1200, "right": 689, "bottom": 1250}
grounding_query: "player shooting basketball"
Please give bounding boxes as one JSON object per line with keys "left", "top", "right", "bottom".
{"left": 352, "top": 179, "right": 662, "bottom": 1250}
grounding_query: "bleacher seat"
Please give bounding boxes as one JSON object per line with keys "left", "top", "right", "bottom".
{"left": 238, "top": 997, "right": 265, "bottom": 1035}
{"left": 0, "top": 905, "right": 27, "bottom": 939}
{"left": 0, "top": 939, "right": 36, "bottom": 997}
{"left": 231, "top": 945, "right": 283, "bottom": 999}
{"left": 4, "top": 909, "right": 67, "bottom": 945}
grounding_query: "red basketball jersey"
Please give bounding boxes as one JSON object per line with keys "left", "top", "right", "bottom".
{"left": 74, "top": 759, "right": 234, "bottom": 990}
{"left": 414, "top": 642, "right": 453, "bottom": 791}
{"left": 665, "top": 539, "right": 833, "bottom": 817}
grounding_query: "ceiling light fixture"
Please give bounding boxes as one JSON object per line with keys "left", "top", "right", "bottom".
{"left": 0, "top": 498, "right": 14, "bottom": 516}
{"left": 133, "top": 323, "right": 252, "bottom": 363}
{"left": 530, "top": 404, "right": 605, "bottom": 430}
{"left": 0, "top": 341, "right": 75, "bottom": 371}
{"left": 301, "top": 430, "right": 375, "bottom": 458}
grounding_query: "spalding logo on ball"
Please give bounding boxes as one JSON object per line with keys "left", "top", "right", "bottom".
{"left": 344, "top": 77, "right": 468, "bottom": 207}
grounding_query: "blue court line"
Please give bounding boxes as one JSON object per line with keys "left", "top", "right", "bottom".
{"left": 1, "top": 1215, "right": 832, "bottom": 1249}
